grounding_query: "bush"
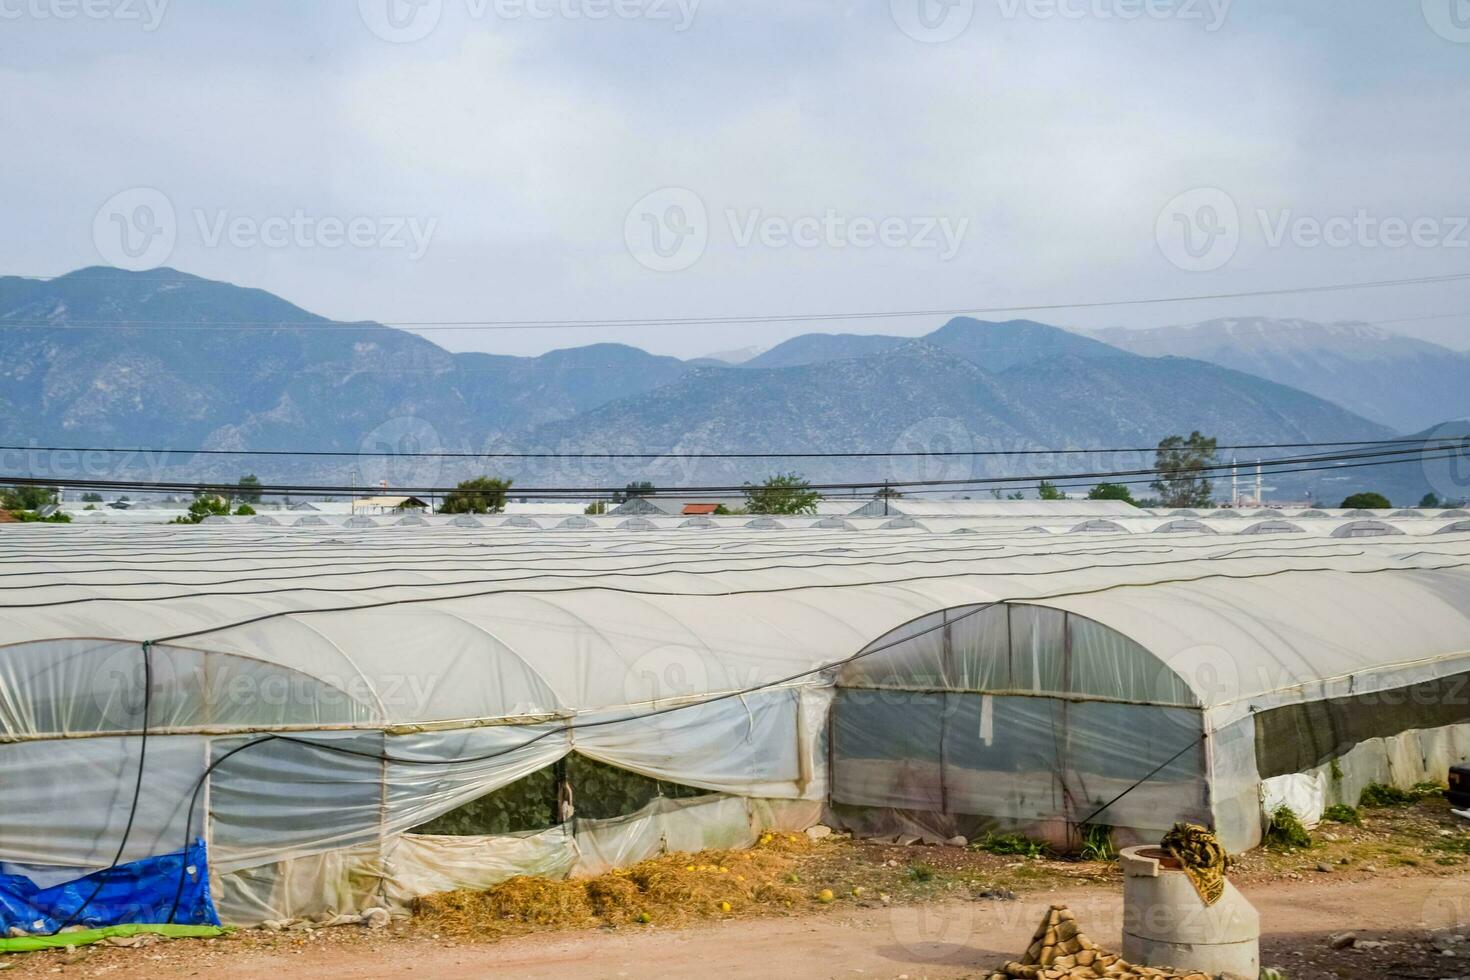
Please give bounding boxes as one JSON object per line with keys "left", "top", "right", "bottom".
{"left": 1340, "top": 492, "right": 1391, "bottom": 509}
{"left": 907, "top": 863, "right": 936, "bottom": 882}
{"left": 13, "top": 510, "right": 71, "bottom": 523}
{"left": 972, "top": 832, "right": 1050, "bottom": 859}
{"left": 1359, "top": 781, "right": 1443, "bottom": 808}
{"left": 234, "top": 504, "right": 257, "bottom": 516}
{"left": 1078, "top": 823, "right": 1117, "bottom": 862}
{"left": 441, "top": 476, "right": 512, "bottom": 515}
{"left": 1, "top": 484, "right": 56, "bottom": 511}
{"left": 171, "top": 496, "right": 231, "bottom": 524}
{"left": 1322, "top": 803, "right": 1362, "bottom": 826}
{"left": 1264, "top": 806, "right": 1312, "bottom": 850}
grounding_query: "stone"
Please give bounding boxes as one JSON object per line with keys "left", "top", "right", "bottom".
{"left": 804, "top": 825, "right": 832, "bottom": 841}
{"left": 1315, "top": 862, "right": 1333, "bottom": 873}
{"left": 361, "top": 907, "right": 391, "bottom": 930}
{"left": 978, "top": 887, "right": 1017, "bottom": 901}
{"left": 945, "top": 835, "right": 969, "bottom": 847}
{"left": 1329, "top": 932, "right": 1356, "bottom": 949}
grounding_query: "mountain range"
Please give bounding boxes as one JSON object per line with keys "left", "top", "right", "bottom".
{"left": 1089, "top": 318, "right": 1470, "bottom": 434}
{"left": 0, "top": 267, "right": 1458, "bottom": 504}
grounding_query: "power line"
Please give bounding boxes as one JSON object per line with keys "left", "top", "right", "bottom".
{"left": 1, "top": 435, "right": 1461, "bottom": 461}
{"left": 4, "top": 441, "right": 1465, "bottom": 499}
{"left": 3, "top": 271, "right": 1469, "bottom": 331}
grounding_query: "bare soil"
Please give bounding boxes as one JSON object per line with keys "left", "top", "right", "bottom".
{"left": 7, "top": 800, "right": 1470, "bottom": 980}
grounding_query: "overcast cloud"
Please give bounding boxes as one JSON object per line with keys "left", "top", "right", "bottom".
{"left": 2, "top": 0, "right": 1468, "bottom": 356}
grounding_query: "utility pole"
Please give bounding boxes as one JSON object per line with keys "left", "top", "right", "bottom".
{"left": 1231, "top": 456, "right": 1239, "bottom": 507}
{"left": 1255, "top": 461, "right": 1263, "bottom": 506}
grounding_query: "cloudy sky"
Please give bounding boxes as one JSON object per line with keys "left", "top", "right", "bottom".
{"left": 4, "top": 0, "right": 1469, "bottom": 357}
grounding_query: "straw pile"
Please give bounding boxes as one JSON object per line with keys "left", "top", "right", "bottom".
{"left": 416, "top": 832, "right": 819, "bottom": 938}
{"left": 984, "top": 905, "right": 1211, "bottom": 980}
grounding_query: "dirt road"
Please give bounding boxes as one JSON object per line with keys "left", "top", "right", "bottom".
{"left": 15, "top": 874, "right": 1470, "bottom": 980}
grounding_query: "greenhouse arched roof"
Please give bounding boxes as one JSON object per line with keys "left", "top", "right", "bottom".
{"left": 2, "top": 524, "right": 1470, "bottom": 737}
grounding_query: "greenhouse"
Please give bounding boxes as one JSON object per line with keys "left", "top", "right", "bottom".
{"left": 2, "top": 521, "right": 1470, "bottom": 930}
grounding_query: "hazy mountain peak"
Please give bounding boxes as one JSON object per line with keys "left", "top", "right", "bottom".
{"left": 1089, "top": 317, "right": 1470, "bottom": 432}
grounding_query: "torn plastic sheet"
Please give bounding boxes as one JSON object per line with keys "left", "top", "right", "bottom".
{"left": 0, "top": 840, "right": 219, "bottom": 935}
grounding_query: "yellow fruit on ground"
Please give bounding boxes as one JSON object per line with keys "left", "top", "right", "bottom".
{"left": 817, "top": 889, "right": 835, "bottom": 903}
{"left": 718, "top": 901, "right": 732, "bottom": 913}
{"left": 851, "top": 886, "right": 865, "bottom": 897}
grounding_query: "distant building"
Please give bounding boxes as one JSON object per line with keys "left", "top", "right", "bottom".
{"left": 353, "top": 495, "right": 430, "bottom": 515}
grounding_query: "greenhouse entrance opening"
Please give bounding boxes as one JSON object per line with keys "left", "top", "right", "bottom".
{"left": 828, "top": 603, "right": 1209, "bottom": 849}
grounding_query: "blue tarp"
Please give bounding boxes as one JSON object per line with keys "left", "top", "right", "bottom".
{"left": 0, "top": 840, "right": 219, "bottom": 934}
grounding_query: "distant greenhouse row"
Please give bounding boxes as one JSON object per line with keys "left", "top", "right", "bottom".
{"left": 65, "top": 508, "right": 1470, "bottom": 538}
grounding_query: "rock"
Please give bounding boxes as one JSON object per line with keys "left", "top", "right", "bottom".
{"left": 1362, "top": 864, "right": 1379, "bottom": 873}
{"left": 804, "top": 825, "right": 832, "bottom": 841}
{"left": 977, "top": 887, "right": 1017, "bottom": 901}
{"left": 896, "top": 834, "right": 921, "bottom": 846}
{"left": 260, "top": 920, "right": 285, "bottom": 932}
{"left": 1316, "top": 862, "right": 1334, "bottom": 873}
{"left": 361, "top": 907, "right": 391, "bottom": 930}
{"left": 945, "top": 835, "right": 968, "bottom": 847}
{"left": 1329, "top": 932, "right": 1357, "bottom": 949}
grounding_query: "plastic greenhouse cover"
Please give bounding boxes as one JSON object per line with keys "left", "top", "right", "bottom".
{"left": 2, "top": 525, "right": 1470, "bottom": 736}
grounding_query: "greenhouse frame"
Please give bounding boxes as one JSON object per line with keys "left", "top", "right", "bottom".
{"left": 3, "top": 520, "right": 1470, "bottom": 928}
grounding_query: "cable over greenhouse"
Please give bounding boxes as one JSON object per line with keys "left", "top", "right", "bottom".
{"left": 2, "top": 523, "right": 1470, "bottom": 929}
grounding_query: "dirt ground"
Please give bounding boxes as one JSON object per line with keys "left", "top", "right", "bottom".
{"left": 9, "top": 800, "right": 1470, "bottom": 980}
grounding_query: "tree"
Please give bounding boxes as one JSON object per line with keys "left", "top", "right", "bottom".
{"left": 234, "top": 504, "right": 257, "bottom": 516}
{"left": 1340, "top": 491, "right": 1391, "bottom": 509}
{"left": 1420, "top": 492, "right": 1443, "bottom": 509}
{"left": 171, "top": 495, "right": 231, "bottom": 524}
{"left": 81, "top": 492, "right": 103, "bottom": 503}
{"left": 1087, "top": 482, "right": 1137, "bottom": 506}
{"left": 744, "top": 473, "right": 821, "bottom": 515}
{"left": 1, "top": 484, "right": 56, "bottom": 511}
{"left": 237, "top": 474, "right": 263, "bottom": 504}
{"left": 584, "top": 501, "right": 609, "bottom": 515}
{"left": 1150, "top": 432, "right": 1218, "bottom": 508}
{"left": 612, "top": 481, "right": 655, "bottom": 504}
{"left": 1037, "top": 480, "right": 1065, "bottom": 501}
{"left": 441, "top": 476, "right": 512, "bottom": 515}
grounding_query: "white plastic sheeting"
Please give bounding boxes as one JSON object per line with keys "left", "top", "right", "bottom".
{"left": 4, "top": 522, "right": 1470, "bottom": 918}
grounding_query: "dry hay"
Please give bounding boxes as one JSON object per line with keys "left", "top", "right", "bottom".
{"left": 416, "top": 832, "right": 825, "bottom": 939}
